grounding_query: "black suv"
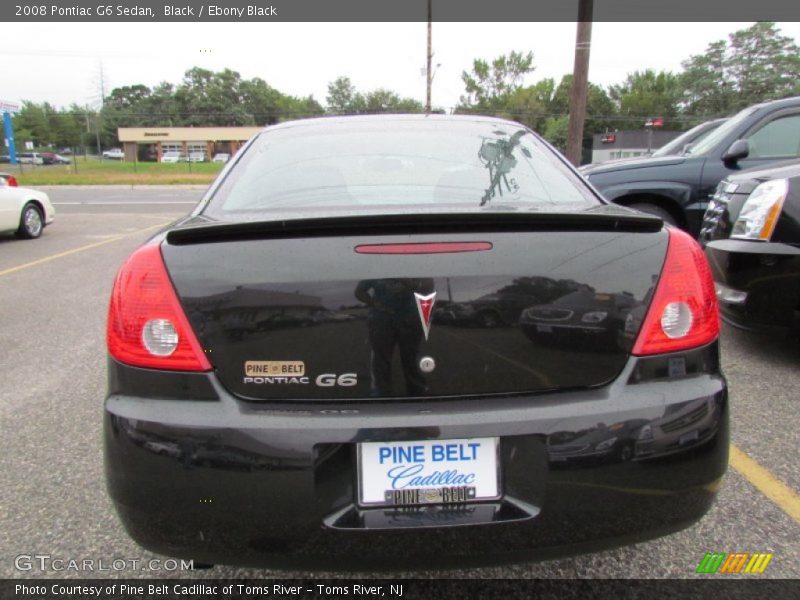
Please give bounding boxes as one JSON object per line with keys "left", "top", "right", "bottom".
{"left": 581, "top": 96, "right": 800, "bottom": 236}
{"left": 701, "top": 160, "right": 800, "bottom": 334}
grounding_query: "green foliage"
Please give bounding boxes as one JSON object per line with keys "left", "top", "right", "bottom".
{"left": 12, "top": 101, "right": 91, "bottom": 150}
{"left": 460, "top": 51, "right": 536, "bottom": 107}
{"left": 326, "top": 76, "right": 365, "bottom": 113}
{"left": 494, "top": 86, "right": 548, "bottom": 131}
{"left": 325, "top": 76, "right": 422, "bottom": 114}
{"left": 95, "top": 67, "right": 325, "bottom": 146}
{"left": 682, "top": 22, "right": 800, "bottom": 115}
{"left": 609, "top": 69, "right": 683, "bottom": 128}
{"left": 550, "top": 74, "right": 617, "bottom": 134}
{"left": 541, "top": 116, "right": 570, "bottom": 153}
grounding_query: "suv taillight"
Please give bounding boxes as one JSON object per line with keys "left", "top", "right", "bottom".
{"left": 632, "top": 228, "right": 720, "bottom": 356}
{"left": 107, "top": 243, "right": 211, "bottom": 371}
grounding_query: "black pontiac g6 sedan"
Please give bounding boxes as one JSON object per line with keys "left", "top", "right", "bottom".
{"left": 104, "top": 115, "right": 728, "bottom": 569}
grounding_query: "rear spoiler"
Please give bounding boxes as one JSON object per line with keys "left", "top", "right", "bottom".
{"left": 166, "top": 210, "right": 663, "bottom": 246}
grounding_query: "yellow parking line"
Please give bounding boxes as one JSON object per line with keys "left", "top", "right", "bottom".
{"left": 0, "top": 221, "right": 172, "bottom": 278}
{"left": 729, "top": 444, "right": 800, "bottom": 524}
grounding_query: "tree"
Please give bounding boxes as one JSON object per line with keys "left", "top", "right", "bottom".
{"left": 326, "top": 77, "right": 421, "bottom": 114}
{"left": 363, "top": 89, "right": 423, "bottom": 113}
{"left": 550, "top": 74, "right": 617, "bottom": 135}
{"left": 727, "top": 22, "right": 800, "bottom": 107}
{"left": 609, "top": 69, "right": 682, "bottom": 128}
{"left": 326, "top": 76, "right": 365, "bottom": 113}
{"left": 493, "top": 86, "right": 548, "bottom": 131}
{"left": 680, "top": 40, "right": 734, "bottom": 116}
{"left": 460, "top": 51, "right": 535, "bottom": 108}
{"left": 541, "top": 116, "right": 570, "bottom": 153}
{"left": 13, "top": 102, "right": 53, "bottom": 147}
{"left": 681, "top": 22, "right": 800, "bottom": 115}
{"left": 174, "top": 67, "right": 253, "bottom": 126}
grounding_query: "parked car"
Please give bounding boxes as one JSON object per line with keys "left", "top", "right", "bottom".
{"left": 41, "top": 152, "right": 71, "bottom": 164}
{"left": 649, "top": 118, "right": 727, "bottom": 158}
{"left": 17, "top": 152, "right": 44, "bottom": 165}
{"left": 635, "top": 397, "right": 721, "bottom": 460}
{"left": 0, "top": 174, "right": 55, "bottom": 238}
{"left": 160, "top": 151, "right": 183, "bottom": 163}
{"left": 701, "top": 160, "right": 800, "bottom": 334}
{"left": 102, "top": 148, "right": 125, "bottom": 160}
{"left": 104, "top": 115, "right": 726, "bottom": 570}
{"left": 0, "top": 172, "right": 17, "bottom": 187}
{"left": 520, "top": 288, "right": 638, "bottom": 350}
{"left": 581, "top": 96, "right": 800, "bottom": 236}
{"left": 212, "top": 152, "right": 230, "bottom": 163}
{"left": 547, "top": 419, "right": 649, "bottom": 466}
{"left": 587, "top": 118, "right": 727, "bottom": 172}
{"left": 187, "top": 151, "right": 206, "bottom": 163}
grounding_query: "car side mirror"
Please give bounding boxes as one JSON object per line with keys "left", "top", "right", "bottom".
{"left": 722, "top": 139, "right": 749, "bottom": 164}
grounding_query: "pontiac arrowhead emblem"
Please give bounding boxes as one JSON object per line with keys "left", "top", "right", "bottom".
{"left": 414, "top": 292, "right": 437, "bottom": 341}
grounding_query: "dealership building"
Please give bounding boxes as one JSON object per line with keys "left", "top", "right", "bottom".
{"left": 116, "top": 126, "right": 263, "bottom": 161}
{"left": 591, "top": 130, "right": 682, "bottom": 164}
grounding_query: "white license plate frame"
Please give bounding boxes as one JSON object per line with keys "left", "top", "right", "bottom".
{"left": 357, "top": 437, "right": 501, "bottom": 507}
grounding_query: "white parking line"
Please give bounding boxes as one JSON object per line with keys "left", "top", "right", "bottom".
{"left": 52, "top": 201, "right": 197, "bottom": 205}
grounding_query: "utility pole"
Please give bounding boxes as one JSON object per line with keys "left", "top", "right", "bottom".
{"left": 98, "top": 60, "right": 107, "bottom": 107}
{"left": 425, "top": 0, "right": 432, "bottom": 114}
{"left": 566, "top": 0, "right": 593, "bottom": 166}
{"left": 95, "top": 60, "right": 106, "bottom": 155}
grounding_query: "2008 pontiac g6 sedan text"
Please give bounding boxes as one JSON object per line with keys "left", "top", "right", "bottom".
{"left": 104, "top": 115, "right": 728, "bottom": 569}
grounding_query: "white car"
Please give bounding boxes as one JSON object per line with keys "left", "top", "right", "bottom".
{"left": 0, "top": 174, "right": 55, "bottom": 239}
{"left": 160, "top": 151, "right": 183, "bottom": 163}
{"left": 102, "top": 148, "right": 125, "bottom": 160}
{"left": 187, "top": 151, "right": 206, "bottom": 163}
{"left": 211, "top": 153, "right": 230, "bottom": 163}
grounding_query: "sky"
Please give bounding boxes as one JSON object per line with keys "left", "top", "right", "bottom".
{"left": 1, "top": 21, "right": 799, "bottom": 111}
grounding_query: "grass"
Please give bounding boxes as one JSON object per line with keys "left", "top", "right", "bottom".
{"left": 1, "top": 158, "right": 225, "bottom": 185}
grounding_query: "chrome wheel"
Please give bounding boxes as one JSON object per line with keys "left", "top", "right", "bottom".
{"left": 19, "top": 203, "right": 43, "bottom": 238}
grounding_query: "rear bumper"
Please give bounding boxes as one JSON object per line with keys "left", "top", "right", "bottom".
{"left": 104, "top": 346, "right": 728, "bottom": 570}
{"left": 705, "top": 239, "right": 800, "bottom": 333}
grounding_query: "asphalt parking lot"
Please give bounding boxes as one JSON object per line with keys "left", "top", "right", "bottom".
{"left": 1, "top": 187, "right": 798, "bottom": 579}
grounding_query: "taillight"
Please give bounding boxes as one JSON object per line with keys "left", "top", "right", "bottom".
{"left": 2, "top": 175, "right": 18, "bottom": 186}
{"left": 107, "top": 243, "right": 211, "bottom": 371}
{"left": 632, "top": 228, "right": 719, "bottom": 356}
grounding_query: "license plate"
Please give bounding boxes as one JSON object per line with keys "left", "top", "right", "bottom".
{"left": 358, "top": 438, "right": 499, "bottom": 507}
{"left": 679, "top": 430, "right": 699, "bottom": 445}
{"left": 537, "top": 324, "right": 553, "bottom": 333}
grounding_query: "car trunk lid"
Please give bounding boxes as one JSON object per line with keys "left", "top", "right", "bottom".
{"left": 162, "top": 211, "right": 667, "bottom": 400}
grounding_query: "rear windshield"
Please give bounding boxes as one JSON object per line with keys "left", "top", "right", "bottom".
{"left": 203, "top": 118, "right": 598, "bottom": 220}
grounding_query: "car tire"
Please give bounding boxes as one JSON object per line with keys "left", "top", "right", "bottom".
{"left": 628, "top": 202, "right": 677, "bottom": 226}
{"left": 17, "top": 202, "right": 44, "bottom": 239}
